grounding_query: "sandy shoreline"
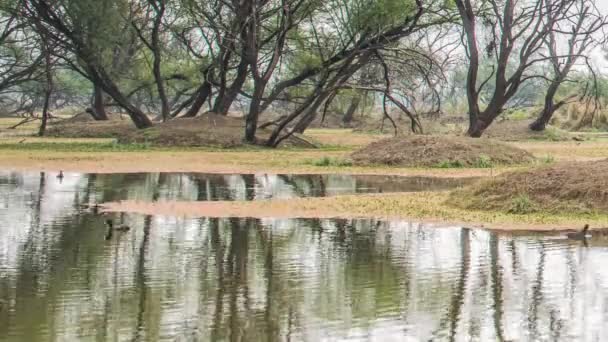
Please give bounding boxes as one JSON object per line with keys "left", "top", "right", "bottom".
{"left": 100, "top": 194, "right": 608, "bottom": 232}
{"left": 0, "top": 151, "right": 500, "bottom": 178}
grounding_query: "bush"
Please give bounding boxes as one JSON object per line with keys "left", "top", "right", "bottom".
{"left": 508, "top": 194, "right": 537, "bottom": 214}
{"left": 474, "top": 154, "right": 493, "bottom": 168}
{"left": 308, "top": 157, "right": 353, "bottom": 167}
{"left": 435, "top": 160, "right": 465, "bottom": 168}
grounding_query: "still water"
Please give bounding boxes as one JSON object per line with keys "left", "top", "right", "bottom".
{"left": 0, "top": 171, "right": 607, "bottom": 341}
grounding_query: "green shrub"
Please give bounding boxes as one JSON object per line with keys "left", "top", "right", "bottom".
{"left": 508, "top": 194, "right": 537, "bottom": 214}
{"left": 435, "top": 160, "right": 465, "bottom": 168}
{"left": 541, "top": 155, "right": 555, "bottom": 164}
{"left": 474, "top": 154, "right": 493, "bottom": 168}
{"left": 308, "top": 157, "right": 353, "bottom": 167}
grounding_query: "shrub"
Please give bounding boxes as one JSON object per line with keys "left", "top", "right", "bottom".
{"left": 508, "top": 194, "right": 537, "bottom": 214}
{"left": 474, "top": 154, "right": 493, "bottom": 168}
{"left": 309, "top": 157, "right": 353, "bottom": 167}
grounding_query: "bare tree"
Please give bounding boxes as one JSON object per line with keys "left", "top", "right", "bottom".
{"left": 529, "top": 0, "right": 608, "bottom": 131}
{"left": 455, "top": 0, "right": 577, "bottom": 137}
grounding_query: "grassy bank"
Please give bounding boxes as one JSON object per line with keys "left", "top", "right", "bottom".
{"left": 102, "top": 192, "right": 608, "bottom": 231}
{"left": 3, "top": 128, "right": 608, "bottom": 230}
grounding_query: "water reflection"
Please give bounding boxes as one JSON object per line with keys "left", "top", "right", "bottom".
{"left": 1, "top": 171, "right": 608, "bottom": 341}
{"left": 0, "top": 171, "right": 474, "bottom": 205}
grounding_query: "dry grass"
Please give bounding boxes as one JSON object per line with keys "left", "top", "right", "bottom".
{"left": 452, "top": 159, "right": 608, "bottom": 214}
{"left": 305, "top": 128, "right": 389, "bottom": 148}
{"left": 102, "top": 192, "right": 608, "bottom": 231}
{"left": 45, "top": 113, "right": 315, "bottom": 148}
{"left": 352, "top": 135, "right": 535, "bottom": 167}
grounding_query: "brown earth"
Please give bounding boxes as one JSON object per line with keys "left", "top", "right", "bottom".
{"left": 351, "top": 135, "right": 536, "bottom": 167}
{"left": 47, "top": 117, "right": 135, "bottom": 139}
{"left": 452, "top": 159, "right": 608, "bottom": 214}
{"left": 47, "top": 113, "right": 315, "bottom": 148}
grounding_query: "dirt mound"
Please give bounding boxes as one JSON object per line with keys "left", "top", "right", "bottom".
{"left": 351, "top": 135, "right": 535, "bottom": 167}
{"left": 47, "top": 119, "right": 135, "bottom": 139}
{"left": 451, "top": 159, "right": 608, "bottom": 214}
{"left": 60, "top": 111, "right": 129, "bottom": 123}
{"left": 49, "top": 113, "right": 315, "bottom": 148}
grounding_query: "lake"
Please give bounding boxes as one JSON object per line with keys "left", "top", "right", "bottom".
{"left": 0, "top": 171, "right": 606, "bottom": 341}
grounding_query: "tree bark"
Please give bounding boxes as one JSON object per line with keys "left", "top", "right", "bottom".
{"left": 245, "top": 84, "right": 265, "bottom": 143}
{"left": 38, "top": 55, "right": 52, "bottom": 136}
{"left": 37, "top": 25, "right": 53, "bottom": 137}
{"left": 182, "top": 81, "right": 212, "bottom": 118}
{"left": 88, "top": 84, "right": 109, "bottom": 120}
{"left": 529, "top": 84, "right": 560, "bottom": 131}
{"left": 212, "top": 57, "right": 249, "bottom": 115}
{"left": 342, "top": 96, "right": 360, "bottom": 125}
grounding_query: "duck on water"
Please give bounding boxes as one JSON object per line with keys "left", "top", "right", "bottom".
{"left": 104, "top": 220, "right": 130, "bottom": 240}
{"left": 566, "top": 224, "right": 590, "bottom": 240}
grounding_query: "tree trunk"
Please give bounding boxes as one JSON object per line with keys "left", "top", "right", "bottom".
{"left": 88, "top": 84, "right": 109, "bottom": 120}
{"left": 88, "top": 68, "right": 153, "bottom": 129}
{"left": 38, "top": 30, "right": 53, "bottom": 136}
{"left": 38, "top": 76, "right": 52, "bottom": 137}
{"left": 182, "top": 82, "right": 212, "bottom": 118}
{"left": 529, "top": 83, "right": 561, "bottom": 131}
{"left": 212, "top": 58, "right": 249, "bottom": 115}
{"left": 245, "top": 84, "right": 265, "bottom": 143}
{"left": 342, "top": 96, "right": 360, "bottom": 125}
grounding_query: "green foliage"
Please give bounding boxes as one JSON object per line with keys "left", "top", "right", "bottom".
{"left": 350, "top": 0, "right": 416, "bottom": 33}
{"left": 435, "top": 160, "right": 464, "bottom": 168}
{"left": 540, "top": 155, "right": 555, "bottom": 164}
{"left": 508, "top": 194, "right": 537, "bottom": 214}
{"left": 307, "top": 157, "right": 353, "bottom": 167}
{"left": 473, "top": 154, "right": 493, "bottom": 168}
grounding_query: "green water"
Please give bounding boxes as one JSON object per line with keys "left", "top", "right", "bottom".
{"left": 0, "top": 171, "right": 605, "bottom": 341}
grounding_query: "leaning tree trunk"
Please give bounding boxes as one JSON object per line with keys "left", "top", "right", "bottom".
{"left": 212, "top": 58, "right": 249, "bottom": 115}
{"left": 182, "top": 82, "right": 212, "bottom": 118}
{"left": 529, "top": 82, "right": 561, "bottom": 131}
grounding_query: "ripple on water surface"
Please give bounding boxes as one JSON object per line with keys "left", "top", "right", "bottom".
{"left": 1, "top": 171, "right": 608, "bottom": 341}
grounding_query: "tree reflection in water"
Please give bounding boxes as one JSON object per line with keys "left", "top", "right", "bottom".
{"left": 1, "top": 171, "right": 608, "bottom": 341}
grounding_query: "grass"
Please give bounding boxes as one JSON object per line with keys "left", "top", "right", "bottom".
{"left": 0, "top": 141, "right": 153, "bottom": 152}
{"left": 508, "top": 194, "right": 538, "bottom": 214}
{"left": 435, "top": 160, "right": 465, "bottom": 168}
{"left": 306, "top": 156, "right": 353, "bottom": 167}
{"left": 539, "top": 154, "right": 555, "bottom": 164}
{"left": 3, "top": 127, "right": 608, "bottom": 230}
{"left": 104, "top": 191, "right": 608, "bottom": 231}
{"left": 434, "top": 155, "right": 494, "bottom": 169}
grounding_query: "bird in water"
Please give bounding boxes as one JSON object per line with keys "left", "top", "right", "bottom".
{"left": 566, "top": 224, "right": 589, "bottom": 240}
{"left": 57, "top": 171, "right": 64, "bottom": 180}
{"left": 106, "top": 219, "right": 130, "bottom": 232}
{"left": 104, "top": 220, "right": 130, "bottom": 241}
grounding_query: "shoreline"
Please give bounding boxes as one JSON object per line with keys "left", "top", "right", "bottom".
{"left": 100, "top": 193, "right": 608, "bottom": 232}
{"left": 0, "top": 150, "right": 502, "bottom": 178}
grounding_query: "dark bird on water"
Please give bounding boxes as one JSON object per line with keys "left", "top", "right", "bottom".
{"left": 105, "top": 220, "right": 130, "bottom": 240}
{"left": 566, "top": 224, "right": 589, "bottom": 240}
{"left": 57, "top": 171, "right": 64, "bottom": 179}
{"left": 106, "top": 219, "right": 130, "bottom": 232}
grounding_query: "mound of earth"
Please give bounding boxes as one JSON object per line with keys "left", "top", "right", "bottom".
{"left": 351, "top": 135, "right": 535, "bottom": 167}
{"left": 451, "top": 159, "right": 608, "bottom": 214}
{"left": 49, "top": 113, "right": 315, "bottom": 148}
{"left": 47, "top": 118, "right": 135, "bottom": 139}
